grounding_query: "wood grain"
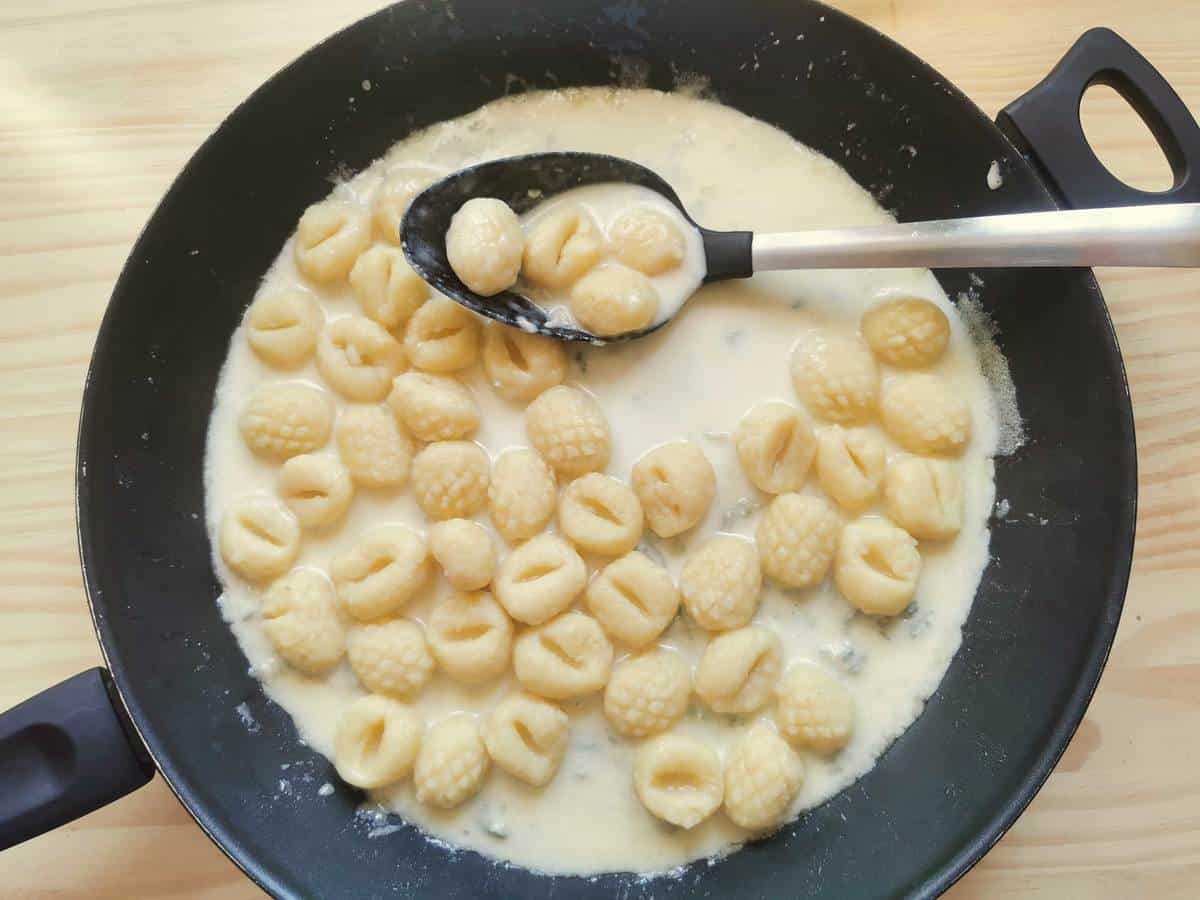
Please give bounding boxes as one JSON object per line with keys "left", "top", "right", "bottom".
{"left": 1, "top": 1, "right": 1197, "bottom": 896}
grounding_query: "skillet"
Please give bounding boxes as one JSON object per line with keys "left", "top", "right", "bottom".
{"left": 3, "top": 1, "right": 1197, "bottom": 896}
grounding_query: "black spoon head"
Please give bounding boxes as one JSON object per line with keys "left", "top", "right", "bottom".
{"left": 400, "top": 152, "right": 694, "bottom": 344}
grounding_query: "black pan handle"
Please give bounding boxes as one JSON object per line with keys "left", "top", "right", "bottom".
{"left": 997, "top": 27, "right": 1200, "bottom": 209}
{"left": 0, "top": 668, "right": 154, "bottom": 851}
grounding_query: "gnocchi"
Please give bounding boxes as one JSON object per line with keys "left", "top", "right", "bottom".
{"left": 484, "top": 693, "right": 569, "bottom": 787}
{"left": 316, "top": 316, "right": 406, "bottom": 402}
{"left": 525, "top": 385, "right": 611, "bottom": 480}
{"left": 557, "top": 473, "right": 644, "bottom": 557}
{"left": 410, "top": 441, "right": 490, "bottom": 520}
{"left": 603, "top": 649, "right": 691, "bottom": 738}
{"left": 879, "top": 374, "right": 972, "bottom": 456}
{"left": 239, "top": 382, "right": 333, "bottom": 461}
{"left": 334, "top": 695, "right": 422, "bottom": 789}
{"left": 723, "top": 723, "right": 804, "bottom": 832}
{"left": 834, "top": 518, "right": 921, "bottom": 616}
{"left": 494, "top": 534, "right": 586, "bottom": 625}
{"left": 631, "top": 441, "right": 716, "bottom": 538}
{"left": 694, "top": 626, "right": 782, "bottom": 715}
{"left": 883, "top": 456, "right": 964, "bottom": 540}
{"left": 445, "top": 197, "right": 524, "bottom": 296}
{"left": 277, "top": 453, "right": 353, "bottom": 529}
{"left": 403, "top": 296, "right": 482, "bottom": 373}
{"left": 514, "top": 611, "right": 613, "bottom": 700}
{"left": 633, "top": 735, "right": 723, "bottom": 829}
{"left": 756, "top": 493, "right": 840, "bottom": 589}
{"left": 679, "top": 536, "right": 762, "bottom": 631}
{"left": 609, "top": 207, "right": 685, "bottom": 276}
{"left": 861, "top": 296, "right": 950, "bottom": 368}
{"left": 487, "top": 448, "right": 557, "bottom": 543}
{"left": 335, "top": 404, "right": 413, "bottom": 490}
{"left": 349, "top": 245, "right": 429, "bottom": 332}
{"left": 790, "top": 333, "right": 879, "bottom": 424}
{"left": 245, "top": 289, "right": 323, "bottom": 368}
{"left": 261, "top": 568, "right": 344, "bottom": 676}
{"left": 414, "top": 715, "right": 490, "bottom": 809}
{"left": 734, "top": 401, "right": 816, "bottom": 495}
{"left": 372, "top": 168, "right": 436, "bottom": 245}
{"left": 426, "top": 590, "right": 513, "bottom": 684}
{"left": 429, "top": 519, "right": 497, "bottom": 591}
{"left": 294, "top": 202, "right": 371, "bottom": 284}
{"left": 585, "top": 551, "right": 680, "bottom": 649}
{"left": 775, "top": 664, "right": 855, "bottom": 754}
{"left": 330, "top": 525, "right": 430, "bottom": 621}
{"left": 347, "top": 619, "right": 435, "bottom": 699}
{"left": 387, "top": 371, "right": 479, "bottom": 441}
{"left": 219, "top": 496, "right": 300, "bottom": 582}
{"left": 522, "top": 204, "right": 605, "bottom": 289}
{"left": 815, "top": 426, "right": 886, "bottom": 512}
{"left": 481, "top": 324, "right": 567, "bottom": 402}
{"left": 569, "top": 264, "right": 659, "bottom": 337}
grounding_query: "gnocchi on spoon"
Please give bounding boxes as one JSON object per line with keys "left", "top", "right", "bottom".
{"left": 401, "top": 151, "right": 1200, "bottom": 343}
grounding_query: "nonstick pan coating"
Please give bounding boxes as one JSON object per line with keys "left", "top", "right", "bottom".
{"left": 72, "top": 1, "right": 1138, "bottom": 896}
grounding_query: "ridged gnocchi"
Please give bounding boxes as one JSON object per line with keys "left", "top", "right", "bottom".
{"left": 346, "top": 619, "right": 435, "bottom": 699}
{"left": 245, "top": 289, "right": 323, "bottom": 369}
{"left": 335, "top": 404, "right": 413, "bottom": 490}
{"left": 219, "top": 496, "right": 301, "bottom": 582}
{"left": 487, "top": 448, "right": 557, "bottom": 543}
{"left": 239, "top": 382, "right": 333, "bottom": 461}
{"left": 494, "top": 534, "right": 586, "bottom": 625}
{"left": 815, "top": 426, "right": 886, "bottom": 512}
{"left": 522, "top": 204, "right": 605, "bottom": 289}
{"left": 277, "top": 453, "right": 353, "bottom": 529}
{"left": 756, "top": 493, "right": 840, "bottom": 589}
{"left": 429, "top": 519, "right": 497, "bottom": 591}
{"left": 569, "top": 264, "right": 659, "bottom": 337}
{"left": 879, "top": 374, "right": 972, "bottom": 456}
{"left": 695, "top": 626, "right": 782, "bottom": 714}
{"left": 525, "top": 385, "right": 611, "bottom": 480}
{"left": 861, "top": 296, "right": 950, "bottom": 368}
{"left": 334, "top": 695, "right": 422, "bottom": 789}
{"left": 834, "top": 518, "right": 921, "bottom": 616}
{"left": 790, "top": 333, "right": 879, "bottom": 424}
{"left": 481, "top": 324, "right": 567, "bottom": 402}
{"left": 884, "top": 456, "right": 963, "bottom": 541}
{"left": 426, "top": 590, "right": 513, "bottom": 684}
{"left": 609, "top": 207, "right": 685, "bottom": 276}
{"left": 585, "top": 551, "right": 680, "bottom": 649}
{"left": 372, "top": 168, "right": 436, "bottom": 245}
{"left": 403, "top": 296, "right": 482, "bottom": 373}
{"left": 603, "top": 649, "right": 691, "bottom": 738}
{"left": 410, "top": 441, "right": 490, "bottom": 520}
{"left": 775, "top": 664, "right": 855, "bottom": 754}
{"left": 514, "top": 611, "right": 613, "bottom": 699}
{"left": 446, "top": 198, "right": 524, "bottom": 296}
{"left": 294, "top": 202, "right": 371, "bottom": 284}
{"left": 387, "top": 372, "right": 479, "bottom": 441}
{"left": 316, "top": 316, "right": 406, "bottom": 402}
{"left": 631, "top": 441, "right": 716, "bottom": 538}
{"left": 414, "top": 715, "right": 490, "bottom": 808}
{"left": 734, "top": 401, "right": 816, "bottom": 495}
{"left": 723, "top": 723, "right": 804, "bottom": 832}
{"left": 633, "top": 735, "right": 723, "bottom": 829}
{"left": 349, "top": 244, "right": 429, "bottom": 332}
{"left": 557, "top": 473, "right": 644, "bottom": 557}
{"left": 261, "top": 568, "right": 344, "bottom": 676}
{"left": 484, "top": 693, "right": 569, "bottom": 787}
{"left": 679, "top": 536, "right": 762, "bottom": 631}
{"left": 330, "top": 525, "right": 430, "bottom": 621}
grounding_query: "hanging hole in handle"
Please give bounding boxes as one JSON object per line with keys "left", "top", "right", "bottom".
{"left": 1079, "top": 83, "right": 1175, "bottom": 192}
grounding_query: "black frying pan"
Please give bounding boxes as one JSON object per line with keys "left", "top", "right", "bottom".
{"left": 3, "top": 2, "right": 1195, "bottom": 896}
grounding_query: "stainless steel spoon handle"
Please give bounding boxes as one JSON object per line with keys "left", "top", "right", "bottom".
{"left": 750, "top": 203, "right": 1200, "bottom": 270}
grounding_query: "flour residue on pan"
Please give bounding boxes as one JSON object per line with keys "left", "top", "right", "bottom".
{"left": 958, "top": 280, "right": 1025, "bottom": 456}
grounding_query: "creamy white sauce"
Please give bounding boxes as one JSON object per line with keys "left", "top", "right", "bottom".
{"left": 204, "top": 88, "right": 1006, "bottom": 876}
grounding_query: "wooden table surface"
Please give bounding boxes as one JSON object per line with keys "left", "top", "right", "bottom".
{"left": 1, "top": 1, "right": 1198, "bottom": 896}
